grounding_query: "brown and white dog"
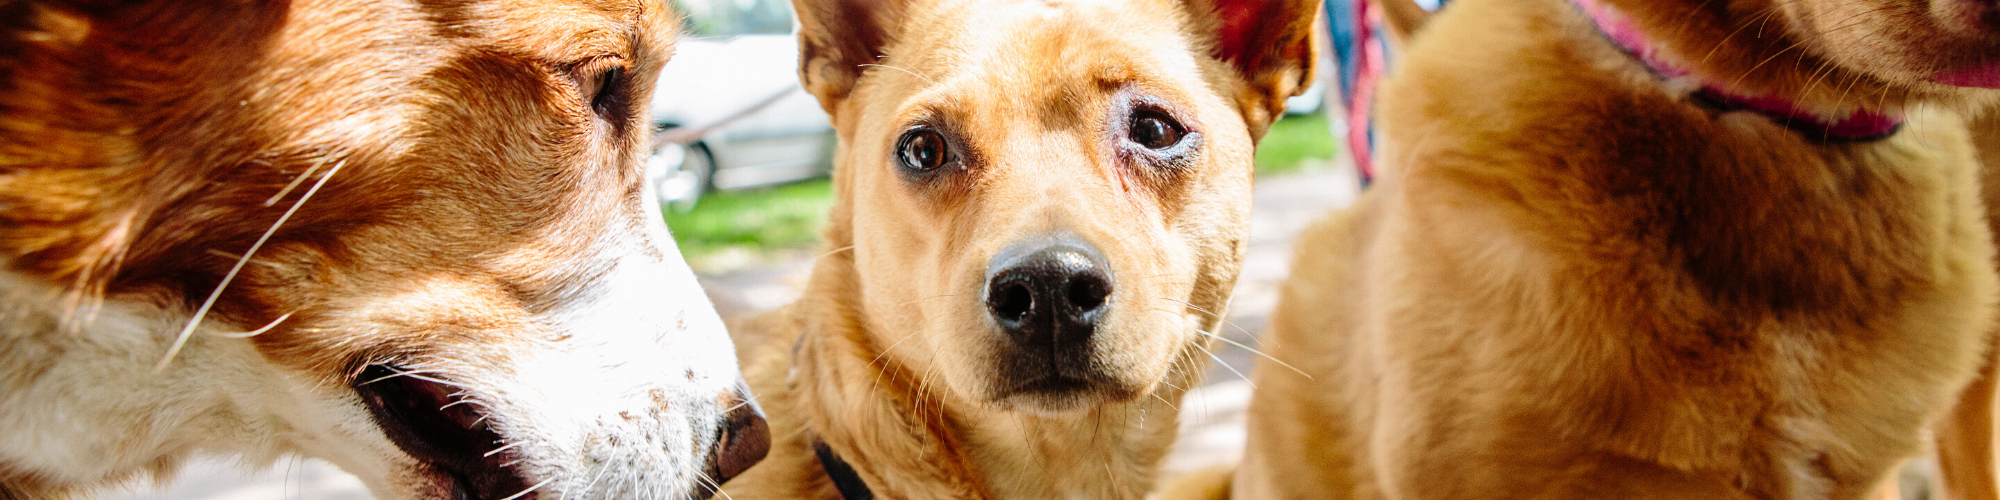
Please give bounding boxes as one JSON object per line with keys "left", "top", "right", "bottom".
{"left": 0, "top": 1, "right": 767, "bottom": 499}
{"left": 715, "top": 0, "right": 1316, "bottom": 498}
{"left": 1227, "top": 0, "right": 2000, "bottom": 498}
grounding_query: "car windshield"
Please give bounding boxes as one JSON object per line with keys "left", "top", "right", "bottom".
{"left": 674, "top": 0, "right": 793, "bottom": 37}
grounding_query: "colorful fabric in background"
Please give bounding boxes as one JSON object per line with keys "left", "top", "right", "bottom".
{"left": 1325, "top": 0, "right": 1446, "bottom": 186}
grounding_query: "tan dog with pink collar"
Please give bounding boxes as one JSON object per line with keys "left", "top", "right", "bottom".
{"left": 1229, "top": 0, "right": 2000, "bottom": 498}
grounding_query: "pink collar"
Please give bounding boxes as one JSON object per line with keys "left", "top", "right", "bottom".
{"left": 1572, "top": 0, "right": 1904, "bottom": 140}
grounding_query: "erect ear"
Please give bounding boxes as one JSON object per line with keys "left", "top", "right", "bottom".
{"left": 790, "top": 0, "right": 908, "bottom": 111}
{"left": 1184, "top": 0, "right": 1320, "bottom": 134}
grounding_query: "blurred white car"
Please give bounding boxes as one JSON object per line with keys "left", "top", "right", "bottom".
{"left": 646, "top": 0, "right": 835, "bottom": 210}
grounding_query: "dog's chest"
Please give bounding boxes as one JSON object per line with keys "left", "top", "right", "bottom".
{"left": 1458, "top": 110, "right": 1994, "bottom": 484}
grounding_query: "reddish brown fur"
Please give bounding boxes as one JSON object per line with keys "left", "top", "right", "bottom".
{"left": 1, "top": 0, "right": 671, "bottom": 387}
{"left": 0, "top": 0, "right": 711, "bottom": 497}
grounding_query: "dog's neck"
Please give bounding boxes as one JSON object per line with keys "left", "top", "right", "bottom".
{"left": 1571, "top": 0, "right": 1904, "bottom": 141}
{"left": 788, "top": 249, "right": 1205, "bottom": 499}
{"left": 0, "top": 270, "right": 354, "bottom": 497}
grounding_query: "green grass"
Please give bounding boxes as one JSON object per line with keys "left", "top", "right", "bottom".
{"left": 663, "top": 179, "right": 835, "bottom": 270}
{"left": 1254, "top": 112, "right": 1341, "bottom": 175}
{"left": 664, "top": 114, "right": 1341, "bottom": 269}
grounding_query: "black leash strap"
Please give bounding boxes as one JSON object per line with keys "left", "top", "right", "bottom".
{"left": 813, "top": 439, "right": 875, "bottom": 500}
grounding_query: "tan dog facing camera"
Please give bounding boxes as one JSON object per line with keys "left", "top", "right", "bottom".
{"left": 1227, "top": 0, "right": 2000, "bottom": 498}
{"left": 718, "top": 0, "right": 1316, "bottom": 497}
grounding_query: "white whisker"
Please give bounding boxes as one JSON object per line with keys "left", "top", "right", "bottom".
{"left": 156, "top": 158, "right": 347, "bottom": 372}
{"left": 439, "top": 399, "right": 489, "bottom": 411}
{"left": 358, "top": 366, "right": 464, "bottom": 388}
{"left": 1194, "top": 328, "right": 1311, "bottom": 380}
{"left": 1200, "top": 348, "right": 1256, "bottom": 390}
{"left": 211, "top": 312, "right": 293, "bottom": 338}
{"left": 815, "top": 245, "right": 856, "bottom": 261}
{"left": 858, "top": 63, "right": 938, "bottom": 86}
{"left": 264, "top": 160, "right": 325, "bottom": 207}
{"left": 484, "top": 441, "right": 524, "bottom": 458}
{"left": 499, "top": 477, "right": 555, "bottom": 500}
{"left": 204, "top": 248, "right": 282, "bottom": 268}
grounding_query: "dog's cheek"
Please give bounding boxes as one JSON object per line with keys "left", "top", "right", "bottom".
{"left": 1124, "top": 240, "right": 1210, "bottom": 379}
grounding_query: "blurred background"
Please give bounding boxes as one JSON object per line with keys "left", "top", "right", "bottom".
{"left": 98, "top": 0, "right": 1356, "bottom": 498}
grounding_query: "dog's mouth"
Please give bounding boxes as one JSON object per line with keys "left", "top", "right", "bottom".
{"left": 992, "top": 374, "right": 1141, "bottom": 413}
{"left": 355, "top": 364, "right": 533, "bottom": 500}
{"left": 1005, "top": 373, "right": 1105, "bottom": 398}
{"left": 990, "top": 356, "right": 1143, "bottom": 413}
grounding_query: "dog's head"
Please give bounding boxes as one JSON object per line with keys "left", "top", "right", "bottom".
{"left": 791, "top": 0, "right": 1315, "bottom": 414}
{"left": 1, "top": 0, "right": 765, "bottom": 498}
{"left": 1606, "top": 0, "right": 2000, "bottom": 102}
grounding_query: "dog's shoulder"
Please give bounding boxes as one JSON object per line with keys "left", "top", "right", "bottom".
{"left": 724, "top": 303, "right": 845, "bottom": 499}
{"left": 730, "top": 303, "right": 802, "bottom": 363}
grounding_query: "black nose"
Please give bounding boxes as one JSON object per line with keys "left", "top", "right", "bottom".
{"left": 984, "top": 240, "right": 1113, "bottom": 348}
{"left": 702, "top": 384, "right": 770, "bottom": 489}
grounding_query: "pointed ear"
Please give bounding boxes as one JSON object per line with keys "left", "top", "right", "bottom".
{"left": 790, "top": 0, "right": 908, "bottom": 110}
{"left": 1185, "top": 0, "right": 1320, "bottom": 132}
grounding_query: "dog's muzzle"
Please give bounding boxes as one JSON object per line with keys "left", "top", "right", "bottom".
{"left": 354, "top": 364, "right": 771, "bottom": 499}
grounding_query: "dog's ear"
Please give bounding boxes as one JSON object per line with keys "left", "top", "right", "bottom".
{"left": 1183, "top": 0, "right": 1320, "bottom": 133}
{"left": 790, "top": 0, "right": 908, "bottom": 110}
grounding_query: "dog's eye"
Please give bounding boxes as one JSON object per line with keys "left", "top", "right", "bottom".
{"left": 897, "top": 127, "right": 951, "bottom": 172}
{"left": 573, "top": 58, "right": 629, "bottom": 120}
{"left": 588, "top": 67, "right": 623, "bottom": 114}
{"left": 1128, "top": 110, "right": 1184, "bottom": 149}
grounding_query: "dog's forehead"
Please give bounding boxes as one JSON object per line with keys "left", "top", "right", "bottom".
{"left": 984, "top": 1, "right": 1194, "bottom": 78}
{"left": 420, "top": 0, "right": 670, "bottom": 62}
{"left": 895, "top": 0, "right": 1210, "bottom": 114}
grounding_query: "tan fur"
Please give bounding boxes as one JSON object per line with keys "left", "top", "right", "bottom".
{"left": 1235, "top": 0, "right": 2000, "bottom": 498}
{"left": 717, "top": 0, "right": 1316, "bottom": 498}
{"left": 1937, "top": 110, "right": 2000, "bottom": 500}
{"left": 0, "top": 1, "right": 762, "bottom": 498}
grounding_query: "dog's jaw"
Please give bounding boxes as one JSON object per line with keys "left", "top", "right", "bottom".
{"left": 0, "top": 267, "right": 400, "bottom": 496}
{"left": 0, "top": 238, "right": 750, "bottom": 500}
{"left": 0, "top": 0, "right": 769, "bottom": 496}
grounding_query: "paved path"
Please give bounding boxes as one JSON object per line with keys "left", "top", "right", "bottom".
{"left": 95, "top": 165, "right": 1361, "bottom": 499}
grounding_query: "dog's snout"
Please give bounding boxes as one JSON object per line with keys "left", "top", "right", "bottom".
{"left": 702, "top": 386, "right": 770, "bottom": 489}
{"left": 984, "top": 241, "right": 1113, "bottom": 348}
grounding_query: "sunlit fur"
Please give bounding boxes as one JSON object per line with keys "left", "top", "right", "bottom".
{"left": 717, "top": 0, "right": 1316, "bottom": 498}
{"left": 0, "top": 1, "right": 749, "bottom": 499}
{"left": 1223, "top": 0, "right": 2000, "bottom": 498}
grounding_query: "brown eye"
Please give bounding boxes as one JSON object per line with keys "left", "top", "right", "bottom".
{"left": 1129, "top": 110, "right": 1183, "bottom": 149}
{"left": 897, "top": 127, "right": 950, "bottom": 172}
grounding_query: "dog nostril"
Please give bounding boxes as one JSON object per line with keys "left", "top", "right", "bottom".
{"left": 705, "top": 387, "right": 770, "bottom": 485}
{"left": 1066, "top": 274, "right": 1110, "bottom": 313}
{"left": 992, "top": 282, "right": 1035, "bottom": 324}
